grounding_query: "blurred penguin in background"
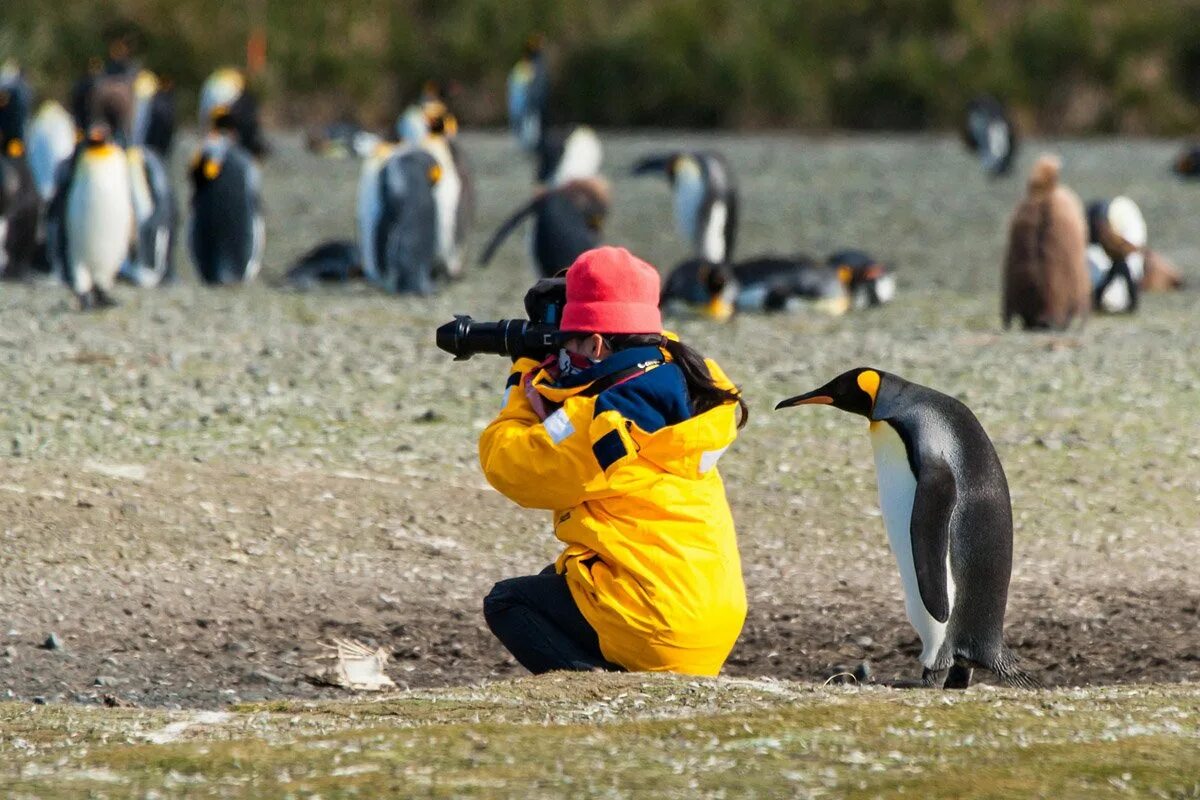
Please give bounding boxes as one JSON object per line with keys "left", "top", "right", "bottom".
{"left": 131, "top": 70, "right": 176, "bottom": 159}
{"left": 1086, "top": 196, "right": 1145, "bottom": 314}
{"left": 121, "top": 144, "right": 176, "bottom": 287}
{"left": 1172, "top": 144, "right": 1200, "bottom": 178}
{"left": 198, "top": 68, "right": 269, "bottom": 158}
{"left": 27, "top": 102, "right": 77, "bottom": 203}
{"left": 63, "top": 124, "right": 134, "bottom": 308}
{"left": 633, "top": 151, "right": 738, "bottom": 264}
{"left": 356, "top": 141, "right": 398, "bottom": 286}
{"left": 536, "top": 125, "right": 602, "bottom": 187}
{"left": 507, "top": 34, "right": 548, "bottom": 153}
{"left": 373, "top": 149, "right": 443, "bottom": 294}
{"left": 1002, "top": 155, "right": 1089, "bottom": 330}
{"left": 0, "top": 61, "right": 34, "bottom": 147}
{"left": 0, "top": 127, "right": 40, "bottom": 280}
{"left": 396, "top": 80, "right": 444, "bottom": 145}
{"left": 417, "top": 102, "right": 467, "bottom": 279}
{"left": 963, "top": 95, "right": 1017, "bottom": 177}
{"left": 188, "top": 111, "right": 264, "bottom": 285}
{"left": 480, "top": 177, "right": 609, "bottom": 278}
{"left": 662, "top": 250, "right": 895, "bottom": 320}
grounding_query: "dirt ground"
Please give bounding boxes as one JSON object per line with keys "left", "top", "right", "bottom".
{"left": 1, "top": 132, "right": 1197, "bottom": 708}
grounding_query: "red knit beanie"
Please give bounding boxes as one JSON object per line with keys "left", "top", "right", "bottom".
{"left": 559, "top": 247, "right": 663, "bottom": 334}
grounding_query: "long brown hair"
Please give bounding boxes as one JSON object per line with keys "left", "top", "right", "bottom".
{"left": 606, "top": 334, "right": 749, "bottom": 428}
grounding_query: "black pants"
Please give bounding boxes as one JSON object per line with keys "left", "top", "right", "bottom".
{"left": 483, "top": 566, "right": 623, "bottom": 674}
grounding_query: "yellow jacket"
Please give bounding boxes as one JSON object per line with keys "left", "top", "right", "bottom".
{"left": 479, "top": 345, "right": 747, "bottom": 675}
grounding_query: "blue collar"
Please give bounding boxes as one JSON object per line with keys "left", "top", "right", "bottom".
{"left": 553, "top": 346, "right": 665, "bottom": 389}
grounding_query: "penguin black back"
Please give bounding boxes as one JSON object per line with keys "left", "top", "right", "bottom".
{"left": 189, "top": 136, "right": 260, "bottom": 284}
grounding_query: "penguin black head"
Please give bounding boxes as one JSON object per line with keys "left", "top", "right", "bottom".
{"left": 84, "top": 123, "right": 113, "bottom": 148}
{"left": 776, "top": 367, "right": 882, "bottom": 418}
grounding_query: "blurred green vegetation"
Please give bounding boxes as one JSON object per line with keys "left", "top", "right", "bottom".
{"left": 2, "top": 0, "right": 1198, "bottom": 133}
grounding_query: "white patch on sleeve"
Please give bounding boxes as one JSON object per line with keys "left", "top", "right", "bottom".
{"left": 699, "top": 447, "right": 727, "bottom": 474}
{"left": 501, "top": 386, "right": 513, "bottom": 409}
{"left": 542, "top": 408, "right": 575, "bottom": 445}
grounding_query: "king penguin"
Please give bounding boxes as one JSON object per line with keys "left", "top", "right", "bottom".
{"left": 776, "top": 368, "right": 1037, "bottom": 689}
{"left": 64, "top": 125, "right": 134, "bottom": 308}
{"left": 187, "top": 114, "right": 264, "bottom": 285}
{"left": 507, "top": 34, "right": 548, "bottom": 153}
{"left": 417, "top": 103, "right": 466, "bottom": 280}
{"left": 26, "top": 101, "right": 77, "bottom": 203}
{"left": 963, "top": 95, "right": 1017, "bottom": 177}
{"left": 479, "top": 177, "right": 608, "bottom": 278}
{"left": 121, "top": 144, "right": 177, "bottom": 287}
{"left": 632, "top": 150, "right": 738, "bottom": 263}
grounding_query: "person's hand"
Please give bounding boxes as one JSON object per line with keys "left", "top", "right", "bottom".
{"left": 522, "top": 372, "right": 551, "bottom": 421}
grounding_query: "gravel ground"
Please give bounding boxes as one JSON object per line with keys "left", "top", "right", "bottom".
{"left": 0, "top": 131, "right": 1197, "bottom": 708}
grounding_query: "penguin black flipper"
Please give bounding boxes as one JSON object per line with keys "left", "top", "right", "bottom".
{"left": 909, "top": 452, "right": 956, "bottom": 624}
{"left": 478, "top": 194, "right": 542, "bottom": 266}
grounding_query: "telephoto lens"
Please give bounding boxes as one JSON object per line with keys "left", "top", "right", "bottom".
{"left": 435, "top": 316, "right": 559, "bottom": 360}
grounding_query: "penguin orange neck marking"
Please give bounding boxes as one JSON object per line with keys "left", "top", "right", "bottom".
{"left": 857, "top": 369, "right": 880, "bottom": 404}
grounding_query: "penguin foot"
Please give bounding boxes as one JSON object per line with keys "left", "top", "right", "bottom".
{"left": 76, "top": 292, "right": 96, "bottom": 312}
{"left": 921, "top": 667, "right": 949, "bottom": 688}
{"left": 93, "top": 288, "right": 119, "bottom": 309}
{"left": 944, "top": 664, "right": 974, "bottom": 690}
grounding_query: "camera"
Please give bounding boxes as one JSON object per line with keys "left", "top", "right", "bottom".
{"left": 436, "top": 277, "right": 567, "bottom": 360}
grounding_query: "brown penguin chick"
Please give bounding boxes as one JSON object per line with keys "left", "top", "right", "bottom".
{"left": 1002, "top": 155, "right": 1090, "bottom": 330}
{"left": 1142, "top": 249, "right": 1185, "bottom": 292}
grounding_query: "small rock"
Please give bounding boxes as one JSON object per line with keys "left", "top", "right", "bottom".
{"left": 248, "top": 669, "right": 286, "bottom": 685}
{"left": 2, "top": 647, "right": 15, "bottom": 658}
{"left": 94, "top": 675, "right": 120, "bottom": 687}
{"left": 855, "top": 636, "right": 874, "bottom": 649}
{"left": 41, "top": 633, "right": 64, "bottom": 651}
{"left": 223, "top": 641, "right": 250, "bottom": 655}
{"left": 414, "top": 409, "right": 444, "bottom": 423}
{"left": 32, "top": 696, "right": 46, "bottom": 705}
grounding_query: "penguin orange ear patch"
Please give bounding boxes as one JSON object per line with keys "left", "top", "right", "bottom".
{"left": 203, "top": 159, "right": 221, "bottom": 180}
{"left": 857, "top": 369, "right": 880, "bottom": 402}
{"left": 428, "top": 163, "right": 442, "bottom": 184}
{"left": 6, "top": 139, "right": 23, "bottom": 158}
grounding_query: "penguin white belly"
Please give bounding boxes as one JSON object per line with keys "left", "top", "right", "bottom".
{"left": 424, "top": 141, "right": 462, "bottom": 277}
{"left": 67, "top": 158, "right": 134, "bottom": 293}
{"left": 357, "top": 156, "right": 387, "bottom": 283}
{"left": 869, "top": 421, "right": 953, "bottom": 668}
{"left": 673, "top": 168, "right": 705, "bottom": 249}
{"left": 701, "top": 201, "right": 728, "bottom": 263}
{"left": 552, "top": 128, "right": 602, "bottom": 186}
{"left": 28, "top": 104, "right": 76, "bottom": 202}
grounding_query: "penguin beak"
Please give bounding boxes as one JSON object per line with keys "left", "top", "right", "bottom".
{"left": 704, "top": 296, "right": 734, "bottom": 322}
{"left": 775, "top": 390, "right": 833, "bottom": 409}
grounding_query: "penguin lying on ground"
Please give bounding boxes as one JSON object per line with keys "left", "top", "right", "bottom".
{"left": 63, "top": 125, "right": 134, "bottom": 308}
{"left": 963, "top": 95, "right": 1017, "bottom": 177}
{"left": 284, "top": 240, "right": 362, "bottom": 289}
{"left": 633, "top": 150, "right": 738, "bottom": 263}
{"left": 0, "top": 134, "right": 40, "bottom": 280}
{"left": 479, "top": 177, "right": 609, "bottom": 278}
{"left": 1002, "top": 155, "right": 1089, "bottom": 330}
{"left": 305, "top": 119, "right": 380, "bottom": 159}
{"left": 507, "top": 34, "right": 548, "bottom": 153}
{"left": 1172, "top": 145, "right": 1200, "bottom": 178}
{"left": 1086, "top": 195, "right": 1185, "bottom": 310}
{"left": 661, "top": 250, "right": 895, "bottom": 320}
{"left": 198, "top": 68, "right": 268, "bottom": 158}
{"left": 1086, "top": 196, "right": 1145, "bottom": 314}
{"left": 120, "top": 145, "right": 177, "bottom": 287}
{"left": 188, "top": 114, "right": 264, "bottom": 285}
{"left": 777, "top": 368, "right": 1038, "bottom": 689}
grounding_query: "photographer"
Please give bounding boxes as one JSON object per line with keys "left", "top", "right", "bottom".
{"left": 479, "top": 246, "right": 748, "bottom": 676}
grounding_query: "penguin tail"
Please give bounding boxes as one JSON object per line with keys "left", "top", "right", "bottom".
{"left": 993, "top": 647, "right": 1042, "bottom": 690}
